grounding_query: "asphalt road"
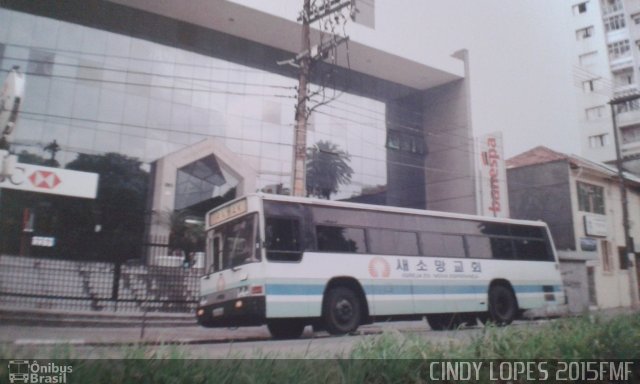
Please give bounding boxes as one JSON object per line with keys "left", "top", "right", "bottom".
{"left": 1, "top": 320, "right": 532, "bottom": 359}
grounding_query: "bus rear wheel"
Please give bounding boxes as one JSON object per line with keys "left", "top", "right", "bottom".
{"left": 323, "top": 286, "right": 362, "bottom": 335}
{"left": 488, "top": 285, "right": 518, "bottom": 325}
{"left": 267, "top": 319, "right": 306, "bottom": 339}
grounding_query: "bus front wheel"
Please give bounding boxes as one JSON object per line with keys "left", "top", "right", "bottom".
{"left": 323, "top": 286, "right": 362, "bottom": 335}
{"left": 488, "top": 285, "right": 518, "bottom": 325}
{"left": 267, "top": 319, "right": 306, "bottom": 339}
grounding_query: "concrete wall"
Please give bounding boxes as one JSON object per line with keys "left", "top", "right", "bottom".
{"left": 559, "top": 259, "right": 590, "bottom": 314}
{"left": 422, "top": 51, "right": 477, "bottom": 214}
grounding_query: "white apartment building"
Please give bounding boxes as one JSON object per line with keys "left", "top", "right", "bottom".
{"left": 571, "top": 0, "right": 640, "bottom": 175}
{"left": 507, "top": 146, "right": 640, "bottom": 311}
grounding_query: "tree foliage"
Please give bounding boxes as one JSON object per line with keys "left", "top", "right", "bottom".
{"left": 306, "top": 140, "right": 353, "bottom": 199}
{"left": 62, "top": 153, "right": 149, "bottom": 261}
{"left": 17, "top": 150, "right": 48, "bottom": 166}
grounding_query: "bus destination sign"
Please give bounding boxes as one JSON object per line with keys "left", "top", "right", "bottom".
{"left": 208, "top": 199, "right": 247, "bottom": 227}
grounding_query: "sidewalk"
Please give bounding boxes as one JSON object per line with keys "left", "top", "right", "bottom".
{"left": 1, "top": 323, "right": 276, "bottom": 347}
{"left": 0, "top": 306, "right": 196, "bottom": 327}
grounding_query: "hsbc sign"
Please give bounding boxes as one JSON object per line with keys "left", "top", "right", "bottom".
{"left": 29, "top": 170, "right": 62, "bottom": 190}
{"left": 0, "top": 162, "right": 98, "bottom": 199}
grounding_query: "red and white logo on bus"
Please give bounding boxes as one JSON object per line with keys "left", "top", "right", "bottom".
{"left": 28, "top": 170, "right": 61, "bottom": 190}
{"left": 368, "top": 257, "right": 390, "bottom": 278}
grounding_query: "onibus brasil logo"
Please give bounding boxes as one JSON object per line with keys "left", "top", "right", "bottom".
{"left": 8, "top": 360, "right": 73, "bottom": 384}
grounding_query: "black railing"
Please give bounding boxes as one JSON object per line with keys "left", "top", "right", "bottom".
{"left": 0, "top": 255, "right": 201, "bottom": 313}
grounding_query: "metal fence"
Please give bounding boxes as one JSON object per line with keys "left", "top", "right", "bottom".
{"left": 0, "top": 254, "right": 201, "bottom": 313}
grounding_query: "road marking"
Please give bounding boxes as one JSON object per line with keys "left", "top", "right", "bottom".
{"left": 15, "top": 339, "right": 85, "bottom": 345}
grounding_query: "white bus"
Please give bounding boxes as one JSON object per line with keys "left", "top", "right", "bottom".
{"left": 196, "top": 194, "right": 565, "bottom": 339}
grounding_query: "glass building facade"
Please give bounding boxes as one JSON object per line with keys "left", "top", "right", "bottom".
{"left": 0, "top": 2, "right": 475, "bottom": 260}
{"left": 0, "top": 7, "right": 392, "bottom": 199}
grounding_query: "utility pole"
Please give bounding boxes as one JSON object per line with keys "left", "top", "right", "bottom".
{"left": 281, "top": 0, "right": 353, "bottom": 197}
{"left": 609, "top": 95, "right": 640, "bottom": 308}
{"left": 292, "top": 0, "right": 312, "bottom": 197}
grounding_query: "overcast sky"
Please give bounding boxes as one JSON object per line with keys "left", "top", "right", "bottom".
{"left": 233, "top": 0, "right": 583, "bottom": 158}
{"left": 377, "top": 1, "right": 581, "bottom": 158}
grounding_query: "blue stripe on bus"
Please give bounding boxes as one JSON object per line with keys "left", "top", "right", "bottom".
{"left": 265, "top": 283, "right": 562, "bottom": 296}
{"left": 266, "top": 284, "right": 325, "bottom": 295}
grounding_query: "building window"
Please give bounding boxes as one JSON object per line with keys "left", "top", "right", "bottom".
{"left": 585, "top": 105, "right": 605, "bottom": 120}
{"left": 577, "top": 181, "right": 605, "bottom": 214}
{"left": 603, "top": 14, "right": 626, "bottom": 32}
{"left": 621, "top": 124, "right": 640, "bottom": 143}
{"left": 588, "top": 133, "right": 609, "bottom": 148}
{"left": 576, "top": 26, "right": 595, "bottom": 40}
{"left": 601, "top": 0, "right": 623, "bottom": 15}
{"left": 579, "top": 51, "right": 598, "bottom": 66}
{"left": 601, "top": 240, "right": 613, "bottom": 272}
{"left": 573, "top": 2, "right": 588, "bottom": 15}
{"left": 615, "top": 98, "right": 640, "bottom": 113}
{"left": 386, "top": 130, "right": 425, "bottom": 155}
{"left": 608, "top": 39, "right": 631, "bottom": 60}
{"left": 618, "top": 246, "right": 629, "bottom": 269}
{"left": 632, "top": 12, "right": 640, "bottom": 24}
{"left": 582, "top": 79, "right": 598, "bottom": 92}
{"left": 613, "top": 69, "right": 634, "bottom": 86}
{"left": 587, "top": 266, "right": 598, "bottom": 305}
{"left": 27, "top": 49, "right": 55, "bottom": 77}
{"left": 353, "top": 0, "right": 375, "bottom": 28}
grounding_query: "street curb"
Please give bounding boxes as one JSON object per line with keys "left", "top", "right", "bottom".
{"left": 7, "top": 328, "right": 381, "bottom": 348}
{"left": 0, "top": 307, "right": 197, "bottom": 327}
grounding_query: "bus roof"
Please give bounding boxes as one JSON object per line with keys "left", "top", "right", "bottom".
{"left": 211, "top": 193, "right": 549, "bottom": 228}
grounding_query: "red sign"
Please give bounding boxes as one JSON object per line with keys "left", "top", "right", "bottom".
{"left": 28, "top": 170, "right": 61, "bottom": 190}
{"left": 477, "top": 132, "right": 509, "bottom": 218}
{"left": 481, "top": 137, "right": 501, "bottom": 215}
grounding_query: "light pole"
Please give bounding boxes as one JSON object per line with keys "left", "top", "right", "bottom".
{"left": 608, "top": 93, "right": 640, "bottom": 308}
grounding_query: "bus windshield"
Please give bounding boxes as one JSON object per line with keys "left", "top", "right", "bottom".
{"left": 211, "top": 213, "right": 259, "bottom": 272}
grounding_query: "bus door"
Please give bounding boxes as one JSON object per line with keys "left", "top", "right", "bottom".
{"left": 212, "top": 234, "right": 222, "bottom": 272}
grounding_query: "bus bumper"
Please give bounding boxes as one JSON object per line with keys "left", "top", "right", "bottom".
{"left": 196, "top": 296, "right": 266, "bottom": 327}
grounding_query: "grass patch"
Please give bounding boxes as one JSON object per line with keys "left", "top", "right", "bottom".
{"left": 1, "top": 313, "right": 638, "bottom": 383}
{"left": 351, "top": 313, "right": 640, "bottom": 360}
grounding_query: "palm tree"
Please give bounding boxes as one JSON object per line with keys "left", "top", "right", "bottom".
{"left": 306, "top": 140, "right": 353, "bottom": 199}
{"left": 43, "top": 140, "right": 61, "bottom": 167}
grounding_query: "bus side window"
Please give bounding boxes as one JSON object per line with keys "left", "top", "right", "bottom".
{"left": 513, "top": 238, "right": 552, "bottom": 261}
{"left": 265, "top": 217, "right": 302, "bottom": 262}
{"left": 316, "top": 225, "right": 366, "bottom": 253}
{"left": 420, "top": 232, "right": 465, "bottom": 258}
{"left": 368, "top": 229, "right": 419, "bottom": 256}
